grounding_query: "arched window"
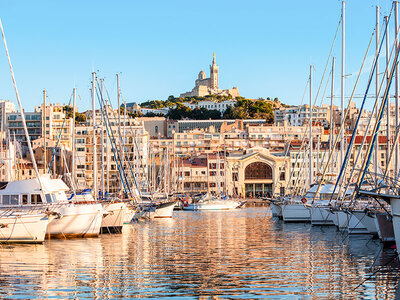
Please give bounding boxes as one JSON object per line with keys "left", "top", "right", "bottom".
{"left": 245, "top": 162, "right": 272, "bottom": 180}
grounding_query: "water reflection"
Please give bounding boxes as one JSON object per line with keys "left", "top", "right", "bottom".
{"left": 0, "top": 208, "right": 399, "bottom": 298}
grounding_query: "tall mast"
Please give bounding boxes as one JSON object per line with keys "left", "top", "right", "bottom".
{"left": 123, "top": 100, "right": 126, "bottom": 160}
{"left": 330, "top": 57, "right": 335, "bottom": 173}
{"left": 375, "top": 5, "right": 380, "bottom": 182}
{"left": 105, "top": 100, "right": 110, "bottom": 192}
{"left": 92, "top": 72, "right": 97, "bottom": 200}
{"left": 395, "top": 2, "right": 399, "bottom": 176}
{"left": 0, "top": 19, "right": 44, "bottom": 193}
{"left": 100, "top": 79, "right": 105, "bottom": 197}
{"left": 385, "top": 15, "right": 391, "bottom": 172}
{"left": 309, "top": 65, "right": 313, "bottom": 187}
{"left": 116, "top": 73, "right": 123, "bottom": 190}
{"left": 341, "top": 0, "right": 345, "bottom": 169}
{"left": 43, "top": 89, "right": 46, "bottom": 173}
{"left": 72, "top": 87, "right": 76, "bottom": 183}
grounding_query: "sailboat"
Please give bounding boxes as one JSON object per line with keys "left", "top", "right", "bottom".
{"left": 182, "top": 193, "right": 243, "bottom": 211}
{"left": 0, "top": 19, "right": 107, "bottom": 240}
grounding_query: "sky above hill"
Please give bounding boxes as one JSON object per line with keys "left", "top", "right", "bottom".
{"left": 0, "top": 0, "right": 396, "bottom": 112}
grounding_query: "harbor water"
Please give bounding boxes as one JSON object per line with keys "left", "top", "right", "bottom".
{"left": 0, "top": 207, "right": 399, "bottom": 299}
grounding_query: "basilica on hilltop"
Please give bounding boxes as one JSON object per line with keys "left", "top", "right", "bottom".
{"left": 180, "top": 53, "right": 240, "bottom": 98}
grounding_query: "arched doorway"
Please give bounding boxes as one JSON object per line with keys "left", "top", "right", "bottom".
{"left": 244, "top": 162, "right": 273, "bottom": 198}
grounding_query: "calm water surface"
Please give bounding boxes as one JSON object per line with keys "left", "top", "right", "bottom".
{"left": 0, "top": 208, "right": 399, "bottom": 299}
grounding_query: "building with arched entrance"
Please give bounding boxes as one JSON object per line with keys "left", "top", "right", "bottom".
{"left": 226, "top": 148, "right": 287, "bottom": 198}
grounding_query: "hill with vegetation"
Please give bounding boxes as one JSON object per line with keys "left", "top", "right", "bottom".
{"left": 140, "top": 95, "right": 286, "bottom": 124}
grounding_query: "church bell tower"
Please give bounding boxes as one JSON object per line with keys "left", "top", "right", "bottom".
{"left": 210, "top": 53, "right": 219, "bottom": 90}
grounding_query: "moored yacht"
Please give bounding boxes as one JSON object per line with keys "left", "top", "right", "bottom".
{"left": 182, "top": 193, "right": 244, "bottom": 211}
{"left": 0, "top": 175, "right": 103, "bottom": 238}
{"left": 0, "top": 210, "right": 52, "bottom": 243}
{"left": 68, "top": 190, "right": 128, "bottom": 233}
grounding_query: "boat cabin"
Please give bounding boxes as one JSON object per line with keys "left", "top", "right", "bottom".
{"left": 0, "top": 175, "right": 69, "bottom": 206}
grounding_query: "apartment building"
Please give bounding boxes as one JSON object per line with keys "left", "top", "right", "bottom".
{"left": 74, "top": 108, "right": 149, "bottom": 195}
{"left": 274, "top": 104, "right": 333, "bottom": 127}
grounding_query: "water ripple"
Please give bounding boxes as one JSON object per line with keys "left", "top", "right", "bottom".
{"left": 0, "top": 208, "right": 399, "bottom": 298}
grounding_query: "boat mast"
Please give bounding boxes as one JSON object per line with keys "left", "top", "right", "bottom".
{"left": 330, "top": 57, "right": 335, "bottom": 173}
{"left": 116, "top": 73, "right": 123, "bottom": 192}
{"left": 0, "top": 19, "right": 45, "bottom": 194}
{"left": 385, "top": 15, "right": 391, "bottom": 173}
{"left": 123, "top": 100, "right": 126, "bottom": 155}
{"left": 100, "top": 79, "right": 105, "bottom": 197}
{"left": 92, "top": 72, "right": 97, "bottom": 201}
{"left": 43, "top": 89, "right": 46, "bottom": 173}
{"left": 72, "top": 87, "right": 76, "bottom": 184}
{"left": 395, "top": 1, "right": 399, "bottom": 176}
{"left": 341, "top": 0, "right": 345, "bottom": 170}
{"left": 309, "top": 64, "right": 313, "bottom": 187}
{"left": 375, "top": 5, "right": 380, "bottom": 183}
{"left": 106, "top": 101, "right": 110, "bottom": 193}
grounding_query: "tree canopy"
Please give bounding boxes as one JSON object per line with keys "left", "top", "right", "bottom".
{"left": 142, "top": 95, "right": 281, "bottom": 123}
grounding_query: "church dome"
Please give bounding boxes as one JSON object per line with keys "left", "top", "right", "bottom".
{"left": 198, "top": 70, "right": 206, "bottom": 80}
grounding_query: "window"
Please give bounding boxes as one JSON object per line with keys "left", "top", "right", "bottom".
{"left": 2, "top": 195, "right": 10, "bottom": 205}
{"left": 209, "top": 183, "right": 216, "bottom": 187}
{"left": 10, "top": 195, "right": 18, "bottom": 205}
{"left": 210, "top": 171, "right": 216, "bottom": 176}
{"left": 45, "top": 194, "right": 52, "bottom": 203}
{"left": 232, "top": 173, "right": 238, "bottom": 181}
{"left": 22, "top": 194, "right": 28, "bottom": 205}
{"left": 245, "top": 162, "right": 272, "bottom": 180}
{"left": 184, "top": 171, "right": 190, "bottom": 176}
{"left": 280, "top": 172, "right": 285, "bottom": 181}
{"left": 31, "top": 194, "right": 42, "bottom": 204}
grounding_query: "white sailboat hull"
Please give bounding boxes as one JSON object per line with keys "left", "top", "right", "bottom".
{"left": 101, "top": 202, "right": 127, "bottom": 233}
{"left": 282, "top": 203, "right": 310, "bottom": 222}
{"left": 150, "top": 201, "right": 176, "bottom": 218}
{"left": 47, "top": 203, "right": 103, "bottom": 238}
{"left": 124, "top": 206, "right": 135, "bottom": 224}
{"left": 346, "top": 212, "right": 368, "bottom": 234}
{"left": 352, "top": 210, "right": 378, "bottom": 235}
{"left": 309, "top": 206, "right": 335, "bottom": 225}
{"left": 389, "top": 197, "right": 400, "bottom": 248}
{"left": 183, "top": 200, "right": 241, "bottom": 211}
{"left": 270, "top": 203, "right": 283, "bottom": 218}
{"left": 334, "top": 210, "right": 349, "bottom": 230}
{"left": 0, "top": 213, "right": 49, "bottom": 243}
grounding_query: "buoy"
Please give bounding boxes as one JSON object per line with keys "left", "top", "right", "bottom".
{"left": 301, "top": 198, "right": 307, "bottom": 204}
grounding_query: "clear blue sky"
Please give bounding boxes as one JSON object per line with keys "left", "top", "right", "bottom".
{"left": 0, "top": 0, "right": 395, "bottom": 112}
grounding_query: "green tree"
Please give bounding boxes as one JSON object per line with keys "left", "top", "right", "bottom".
{"left": 167, "top": 103, "right": 192, "bottom": 120}
{"left": 75, "top": 113, "right": 86, "bottom": 123}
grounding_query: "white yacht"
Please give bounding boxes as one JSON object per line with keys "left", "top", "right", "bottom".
{"left": 68, "top": 190, "right": 128, "bottom": 233}
{"left": 0, "top": 175, "right": 103, "bottom": 238}
{"left": 0, "top": 211, "right": 51, "bottom": 243}
{"left": 182, "top": 194, "right": 244, "bottom": 211}
{"left": 134, "top": 194, "right": 176, "bottom": 219}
